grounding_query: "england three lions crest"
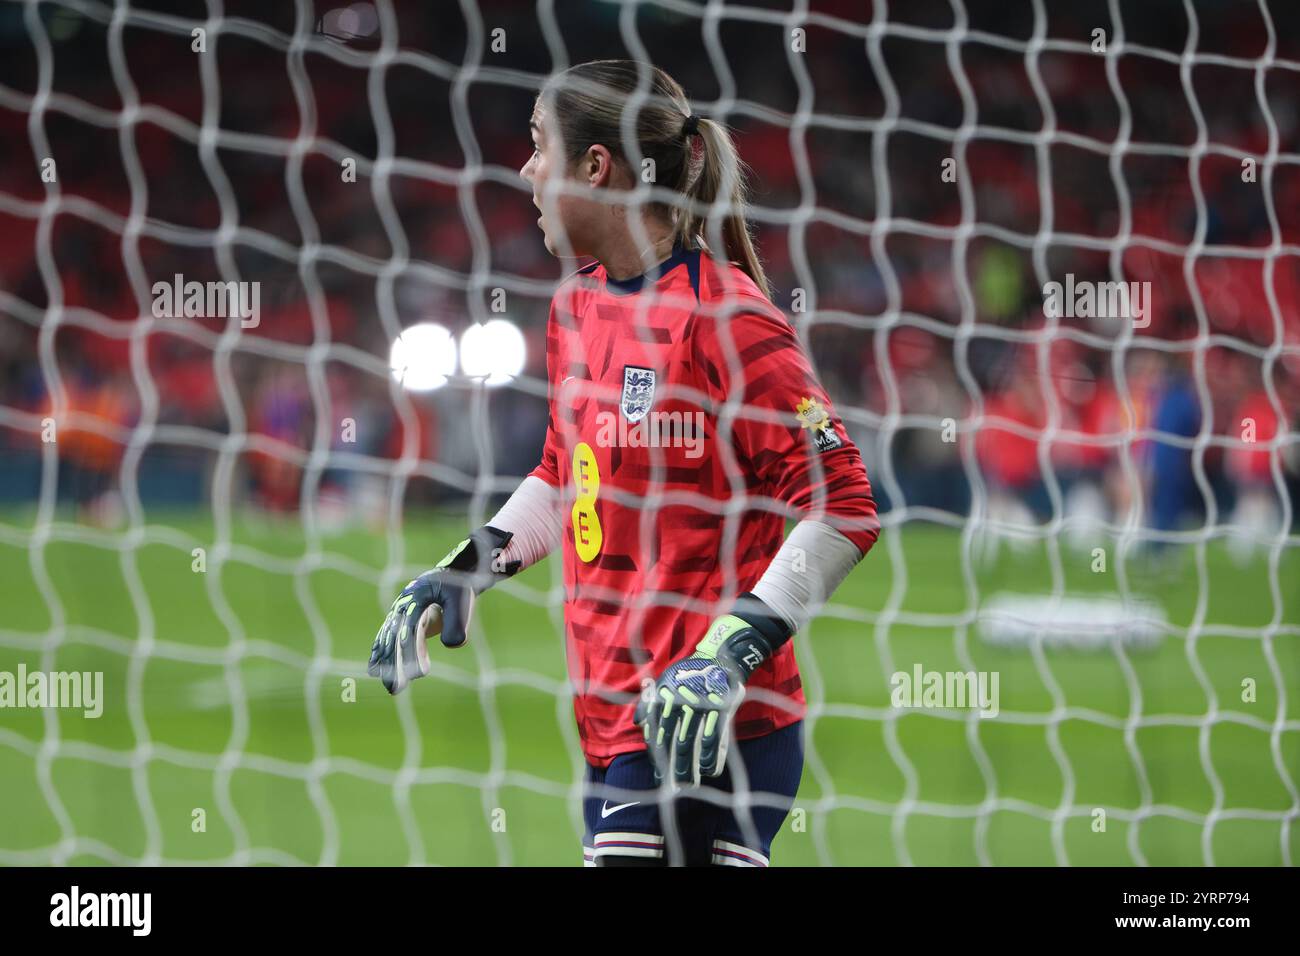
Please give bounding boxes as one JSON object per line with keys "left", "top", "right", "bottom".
{"left": 621, "top": 366, "right": 656, "bottom": 423}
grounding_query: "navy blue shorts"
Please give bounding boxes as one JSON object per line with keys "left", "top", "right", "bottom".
{"left": 581, "top": 721, "right": 804, "bottom": 867}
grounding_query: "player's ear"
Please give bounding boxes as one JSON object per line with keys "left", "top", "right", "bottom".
{"left": 583, "top": 144, "right": 616, "bottom": 188}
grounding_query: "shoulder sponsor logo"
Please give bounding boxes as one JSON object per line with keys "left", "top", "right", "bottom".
{"left": 795, "top": 396, "right": 843, "bottom": 453}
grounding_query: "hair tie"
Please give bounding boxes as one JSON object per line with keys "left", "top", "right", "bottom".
{"left": 682, "top": 113, "right": 700, "bottom": 137}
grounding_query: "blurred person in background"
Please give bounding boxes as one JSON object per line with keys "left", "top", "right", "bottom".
{"left": 1096, "top": 349, "right": 1164, "bottom": 532}
{"left": 890, "top": 327, "right": 969, "bottom": 517}
{"left": 45, "top": 365, "right": 136, "bottom": 526}
{"left": 1050, "top": 343, "right": 1111, "bottom": 552}
{"left": 248, "top": 366, "right": 311, "bottom": 512}
{"left": 1146, "top": 351, "right": 1203, "bottom": 546}
{"left": 973, "top": 343, "right": 1049, "bottom": 560}
{"left": 1224, "top": 354, "right": 1293, "bottom": 565}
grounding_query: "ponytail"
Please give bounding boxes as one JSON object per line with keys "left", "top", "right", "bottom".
{"left": 675, "top": 116, "right": 771, "bottom": 300}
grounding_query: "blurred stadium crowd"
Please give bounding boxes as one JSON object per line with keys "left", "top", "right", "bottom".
{"left": 1, "top": 0, "right": 1297, "bottom": 553}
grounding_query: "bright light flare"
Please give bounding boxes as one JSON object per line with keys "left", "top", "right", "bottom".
{"left": 459, "top": 320, "right": 527, "bottom": 387}
{"left": 389, "top": 322, "right": 456, "bottom": 392}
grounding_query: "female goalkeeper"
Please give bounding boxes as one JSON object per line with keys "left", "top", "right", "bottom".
{"left": 369, "top": 60, "right": 879, "bottom": 867}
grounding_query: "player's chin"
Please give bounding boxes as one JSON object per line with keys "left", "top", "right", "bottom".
{"left": 539, "top": 226, "right": 558, "bottom": 257}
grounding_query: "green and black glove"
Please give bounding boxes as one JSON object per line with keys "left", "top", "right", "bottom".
{"left": 633, "top": 593, "right": 792, "bottom": 786}
{"left": 367, "top": 526, "right": 519, "bottom": 695}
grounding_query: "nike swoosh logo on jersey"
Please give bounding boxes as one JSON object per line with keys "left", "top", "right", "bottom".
{"left": 600, "top": 800, "right": 640, "bottom": 818}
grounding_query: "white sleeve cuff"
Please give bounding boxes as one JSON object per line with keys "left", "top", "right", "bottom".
{"left": 750, "top": 519, "right": 864, "bottom": 635}
{"left": 486, "top": 475, "right": 563, "bottom": 572}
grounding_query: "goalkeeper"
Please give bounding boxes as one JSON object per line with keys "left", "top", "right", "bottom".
{"left": 369, "top": 60, "right": 879, "bottom": 867}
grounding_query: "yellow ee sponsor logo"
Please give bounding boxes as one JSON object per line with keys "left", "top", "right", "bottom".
{"left": 571, "top": 441, "right": 603, "bottom": 562}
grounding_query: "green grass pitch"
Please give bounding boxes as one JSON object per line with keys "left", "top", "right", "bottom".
{"left": 0, "top": 509, "right": 1296, "bottom": 866}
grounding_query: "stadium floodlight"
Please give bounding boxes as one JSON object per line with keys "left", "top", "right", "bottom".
{"left": 389, "top": 322, "right": 456, "bottom": 392}
{"left": 459, "top": 320, "right": 527, "bottom": 387}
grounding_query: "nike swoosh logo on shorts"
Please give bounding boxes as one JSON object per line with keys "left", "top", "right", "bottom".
{"left": 600, "top": 800, "right": 640, "bottom": 818}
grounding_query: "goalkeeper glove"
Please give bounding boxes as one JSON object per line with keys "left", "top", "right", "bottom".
{"left": 633, "top": 594, "right": 792, "bottom": 787}
{"left": 367, "top": 525, "right": 519, "bottom": 695}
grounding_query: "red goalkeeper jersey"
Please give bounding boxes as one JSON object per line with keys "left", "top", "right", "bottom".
{"left": 529, "top": 244, "right": 879, "bottom": 767}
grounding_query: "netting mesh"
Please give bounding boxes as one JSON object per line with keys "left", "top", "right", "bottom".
{"left": 0, "top": 0, "right": 1297, "bottom": 866}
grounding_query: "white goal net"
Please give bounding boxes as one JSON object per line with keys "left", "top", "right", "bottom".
{"left": 0, "top": 0, "right": 1296, "bottom": 867}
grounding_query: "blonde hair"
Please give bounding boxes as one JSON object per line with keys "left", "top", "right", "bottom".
{"left": 539, "top": 59, "right": 771, "bottom": 300}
